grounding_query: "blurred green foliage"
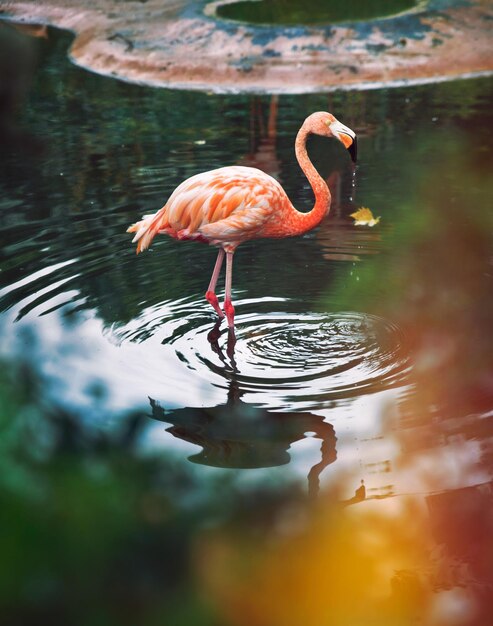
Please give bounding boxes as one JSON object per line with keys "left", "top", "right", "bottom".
{"left": 0, "top": 358, "right": 218, "bottom": 625}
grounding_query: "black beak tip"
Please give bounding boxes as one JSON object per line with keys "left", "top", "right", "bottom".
{"left": 348, "top": 137, "right": 357, "bottom": 163}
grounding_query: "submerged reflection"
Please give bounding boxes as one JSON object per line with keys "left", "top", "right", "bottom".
{"left": 149, "top": 373, "right": 337, "bottom": 493}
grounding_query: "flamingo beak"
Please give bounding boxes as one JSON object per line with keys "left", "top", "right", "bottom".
{"left": 330, "top": 120, "right": 357, "bottom": 162}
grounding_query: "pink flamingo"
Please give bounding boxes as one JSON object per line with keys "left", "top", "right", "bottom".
{"left": 127, "top": 112, "right": 356, "bottom": 328}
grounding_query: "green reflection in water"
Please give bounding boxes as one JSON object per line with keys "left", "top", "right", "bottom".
{"left": 216, "top": 0, "right": 418, "bottom": 25}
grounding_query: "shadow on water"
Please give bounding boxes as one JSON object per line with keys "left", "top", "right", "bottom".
{"left": 1, "top": 20, "right": 493, "bottom": 626}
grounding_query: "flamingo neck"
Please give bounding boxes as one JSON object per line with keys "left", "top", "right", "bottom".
{"left": 289, "top": 125, "right": 331, "bottom": 235}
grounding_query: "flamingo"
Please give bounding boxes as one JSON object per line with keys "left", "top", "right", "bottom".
{"left": 127, "top": 112, "right": 357, "bottom": 328}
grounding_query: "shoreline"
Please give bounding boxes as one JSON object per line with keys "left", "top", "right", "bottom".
{"left": 1, "top": 0, "right": 492, "bottom": 93}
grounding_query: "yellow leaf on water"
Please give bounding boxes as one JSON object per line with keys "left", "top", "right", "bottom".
{"left": 350, "top": 207, "right": 381, "bottom": 227}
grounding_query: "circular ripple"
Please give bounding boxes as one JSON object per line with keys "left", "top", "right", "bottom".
{"left": 111, "top": 297, "right": 411, "bottom": 409}
{"left": 206, "top": 310, "right": 409, "bottom": 401}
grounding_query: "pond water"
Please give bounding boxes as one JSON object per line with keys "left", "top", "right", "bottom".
{"left": 216, "top": 0, "right": 418, "bottom": 25}
{"left": 1, "top": 22, "right": 492, "bottom": 626}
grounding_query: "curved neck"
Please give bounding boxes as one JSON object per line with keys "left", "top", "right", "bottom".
{"left": 290, "top": 125, "right": 331, "bottom": 235}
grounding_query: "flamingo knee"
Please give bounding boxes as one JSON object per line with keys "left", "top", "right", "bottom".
{"left": 205, "top": 290, "right": 224, "bottom": 318}
{"left": 224, "top": 300, "right": 235, "bottom": 328}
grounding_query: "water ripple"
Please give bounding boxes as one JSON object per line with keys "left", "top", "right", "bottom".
{"left": 112, "top": 297, "right": 411, "bottom": 409}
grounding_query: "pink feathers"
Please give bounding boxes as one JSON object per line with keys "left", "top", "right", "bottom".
{"left": 127, "top": 166, "right": 288, "bottom": 253}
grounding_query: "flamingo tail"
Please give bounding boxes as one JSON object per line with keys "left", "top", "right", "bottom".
{"left": 126, "top": 207, "right": 168, "bottom": 254}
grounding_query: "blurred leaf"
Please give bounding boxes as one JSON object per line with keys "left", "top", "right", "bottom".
{"left": 350, "top": 206, "right": 381, "bottom": 227}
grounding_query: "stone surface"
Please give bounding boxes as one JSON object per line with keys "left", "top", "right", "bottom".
{"left": 0, "top": 0, "right": 491, "bottom": 93}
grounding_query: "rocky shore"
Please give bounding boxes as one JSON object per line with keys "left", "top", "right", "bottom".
{"left": 1, "top": 0, "right": 491, "bottom": 92}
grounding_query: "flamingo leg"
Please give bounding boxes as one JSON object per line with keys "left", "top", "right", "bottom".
{"left": 205, "top": 249, "right": 225, "bottom": 318}
{"left": 224, "top": 251, "right": 235, "bottom": 328}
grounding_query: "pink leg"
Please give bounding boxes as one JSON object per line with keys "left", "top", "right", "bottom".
{"left": 205, "top": 249, "right": 225, "bottom": 318}
{"left": 224, "top": 251, "right": 235, "bottom": 328}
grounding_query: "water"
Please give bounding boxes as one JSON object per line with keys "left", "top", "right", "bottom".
{"left": 1, "top": 22, "right": 492, "bottom": 626}
{"left": 216, "top": 0, "right": 418, "bottom": 25}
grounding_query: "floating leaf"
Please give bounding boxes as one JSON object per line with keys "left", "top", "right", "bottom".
{"left": 350, "top": 207, "right": 381, "bottom": 227}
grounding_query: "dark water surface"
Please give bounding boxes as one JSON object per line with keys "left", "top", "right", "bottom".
{"left": 217, "top": 0, "right": 418, "bottom": 25}
{"left": 1, "top": 22, "right": 493, "bottom": 626}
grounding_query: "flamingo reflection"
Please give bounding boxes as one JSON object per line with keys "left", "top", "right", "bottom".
{"left": 148, "top": 373, "right": 337, "bottom": 496}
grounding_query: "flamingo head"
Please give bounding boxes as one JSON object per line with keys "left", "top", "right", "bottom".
{"left": 305, "top": 111, "right": 357, "bottom": 162}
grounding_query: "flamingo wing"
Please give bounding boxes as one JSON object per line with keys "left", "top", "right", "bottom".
{"left": 128, "top": 165, "right": 288, "bottom": 253}
{"left": 165, "top": 166, "right": 286, "bottom": 237}
{"left": 198, "top": 205, "right": 273, "bottom": 244}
